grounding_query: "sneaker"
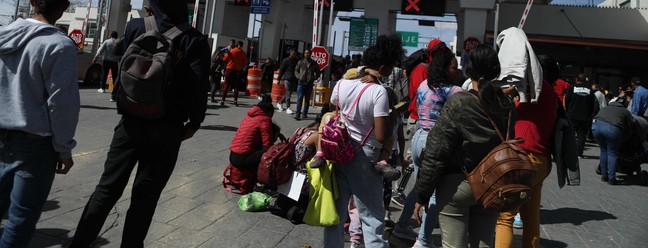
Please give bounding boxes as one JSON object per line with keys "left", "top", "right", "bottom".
{"left": 392, "top": 224, "right": 418, "bottom": 241}
{"left": 412, "top": 240, "right": 438, "bottom": 248}
{"left": 109, "top": 98, "right": 115, "bottom": 102}
{"left": 97, "top": 88, "right": 105, "bottom": 93}
{"left": 601, "top": 176, "right": 608, "bottom": 182}
{"left": 374, "top": 161, "right": 401, "bottom": 181}
{"left": 286, "top": 108, "right": 294, "bottom": 114}
{"left": 385, "top": 210, "right": 395, "bottom": 227}
{"left": 513, "top": 213, "right": 523, "bottom": 229}
{"left": 276, "top": 103, "right": 284, "bottom": 111}
{"left": 350, "top": 241, "right": 361, "bottom": 248}
{"left": 608, "top": 178, "right": 618, "bottom": 185}
{"left": 391, "top": 193, "right": 406, "bottom": 207}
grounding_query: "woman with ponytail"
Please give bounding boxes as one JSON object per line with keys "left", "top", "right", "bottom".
{"left": 415, "top": 45, "right": 514, "bottom": 247}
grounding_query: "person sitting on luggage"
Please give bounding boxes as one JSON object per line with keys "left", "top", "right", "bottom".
{"left": 592, "top": 97, "right": 635, "bottom": 185}
{"left": 229, "top": 95, "right": 276, "bottom": 170}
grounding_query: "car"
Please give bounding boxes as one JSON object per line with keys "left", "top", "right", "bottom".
{"left": 76, "top": 49, "right": 103, "bottom": 86}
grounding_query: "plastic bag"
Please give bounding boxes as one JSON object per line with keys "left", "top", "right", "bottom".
{"left": 303, "top": 158, "right": 340, "bottom": 226}
{"left": 238, "top": 192, "right": 272, "bottom": 212}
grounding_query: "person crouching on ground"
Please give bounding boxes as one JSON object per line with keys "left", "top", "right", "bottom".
{"left": 229, "top": 95, "right": 277, "bottom": 171}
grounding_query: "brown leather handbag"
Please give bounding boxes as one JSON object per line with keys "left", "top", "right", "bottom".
{"left": 463, "top": 93, "right": 537, "bottom": 212}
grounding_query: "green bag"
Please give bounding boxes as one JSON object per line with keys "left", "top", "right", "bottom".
{"left": 303, "top": 158, "right": 340, "bottom": 226}
{"left": 238, "top": 192, "right": 272, "bottom": 212}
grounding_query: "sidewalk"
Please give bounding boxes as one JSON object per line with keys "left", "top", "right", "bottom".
{"left": 12, "top": 89, "right": 648, "bottom": 247}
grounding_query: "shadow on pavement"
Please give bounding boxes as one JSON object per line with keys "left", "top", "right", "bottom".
{"left": 539, "top": 238, "right": 568, "bottom": 248}
{"left": 42, "top": 200, "right": 60, "bottom": 212}
{"left": 80, "top": 105, "right": 117, "bottom": 110}
{"left": 540, "top": 208, "right": 617, "bottom": 225}
{"left": 200, "top": 125, "right": 239, "bottom": 132}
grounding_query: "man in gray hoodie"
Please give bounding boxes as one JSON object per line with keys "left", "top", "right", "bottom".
{"left": 0, "top": 0, "right": 79, "bottom": 246}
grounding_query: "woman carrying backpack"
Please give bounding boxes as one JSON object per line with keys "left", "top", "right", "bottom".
{"left": 229, "top": 96, "right": 277, "bottom": 170}
{"left": 416, "top": 45, "right": 514, "bottom": 247}
{"left": 321, "top": 34, "right": 403, "bottom": 248}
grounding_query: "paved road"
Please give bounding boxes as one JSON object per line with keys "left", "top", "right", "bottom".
{"left": 10, "top": 89, "right": 648, "bottom": 247}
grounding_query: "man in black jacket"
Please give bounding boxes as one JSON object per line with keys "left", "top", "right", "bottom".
{"left": 276, "top": 49, "right": 298, "bottom": 114}
{"left": 565, "top": 73, "right": 598, "bottom": 158}
{"left": 70, "top": 1, "right": 210, "bottom": 247}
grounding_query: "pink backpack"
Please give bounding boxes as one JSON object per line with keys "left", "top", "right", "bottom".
{"left": 321, "top": 82, "right": 374, "bottom": 165}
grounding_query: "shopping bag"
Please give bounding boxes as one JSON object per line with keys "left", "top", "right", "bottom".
{"left": 303, "top": 158, "right": 339, "bottom": 226}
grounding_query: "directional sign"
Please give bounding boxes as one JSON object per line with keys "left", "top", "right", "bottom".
{"left": 397, "top": 31, "right": 419, "bottom": 47}
{"left": 69, "top": 29, "right": 84, "bottom": 48}
{"left": 251, "top": 0, "right": 270, "bottom": 14}
{"left": 348, "top": 17, "right": 379, "bottom": 51}
{"left": 401, "top": 0, "right": 445, "bottom": 16}
{"left": 311, "top": 46, "right": 329, "bottom": 70}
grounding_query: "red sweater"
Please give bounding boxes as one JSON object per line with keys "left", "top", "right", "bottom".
{"left": 515, "top": 80, "right": 559, "bottom": 156}
{"left": 408, "top": 64, "right": 428, "bottom": 120}
{"left": 229, "top": 106, "right": 274, "bottom": 155}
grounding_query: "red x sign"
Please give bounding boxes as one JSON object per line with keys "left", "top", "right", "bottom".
{"left": 405, "top": 0, "right": 420, "bottom": 12}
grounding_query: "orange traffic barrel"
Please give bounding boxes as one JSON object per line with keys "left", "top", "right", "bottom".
{"left": 271, "top": 70, "right": 285, "bottom": 102}
{"left": 247, "top": 67, "right": 262, "bottom": 97}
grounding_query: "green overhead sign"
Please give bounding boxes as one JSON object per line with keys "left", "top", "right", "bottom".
{"left": 349, "top": 17, "right": 379, "bottom": 51}
{"left": 397, "top": 31, "right": 419, "bottom": 47}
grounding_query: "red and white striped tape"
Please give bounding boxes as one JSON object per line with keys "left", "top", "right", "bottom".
{"left": 81, "top": 0, "right": 91, "bottom": 35}
{"left": 312, "top": 0, "right": 319, "bottom": 44}
{"left": 518, "top": 0, "right": 534, "bottom": 29}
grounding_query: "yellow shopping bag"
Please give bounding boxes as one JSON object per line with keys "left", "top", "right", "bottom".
{"left": 303, "top": 159, "right": 339, "bottom": 226}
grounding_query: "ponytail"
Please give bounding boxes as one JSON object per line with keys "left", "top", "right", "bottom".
{"left": 477, "top": 79, "right": 512, "bottom": 118}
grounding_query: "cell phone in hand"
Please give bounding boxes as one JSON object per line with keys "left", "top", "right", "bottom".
{"left": 390, "top": 101, "right": 408, "bottom": 113}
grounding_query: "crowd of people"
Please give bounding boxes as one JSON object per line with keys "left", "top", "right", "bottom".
{"left": 1, "top": 0, "right": 647, "bottom": 247}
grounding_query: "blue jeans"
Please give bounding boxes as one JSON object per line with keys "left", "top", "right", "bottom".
{"left": 0, "top": 130, "right": 57, "bottom": 247}
{"left": 407, "top": 129, "right": 440, "bottom": 246}
{"left": 397, "top": 129, "right": 429, "bottom": 227}
{"left": 324, "top": 145, "right": 389, "bottom": 248}
{"left": 295, "top": 83, "right": 312, "bottom": 118}
{"left": 592, "top": 120, "right": 623, "bottom": 180}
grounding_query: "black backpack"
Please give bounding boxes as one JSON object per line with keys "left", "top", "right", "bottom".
{"left": 117, "top": 16, "right": 190, "bottom": 119}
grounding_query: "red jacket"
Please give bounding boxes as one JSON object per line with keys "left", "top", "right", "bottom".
{"left": 408, "top": 64, "right": 428, "bottom": 120}
{"left": 515, "top": 80, "right": 559, "bottom": 156}
{"left": 229, "top": 106, "right": 274, "bottom": 155}
{"left": 553, "top": 79, "right": 569, "bottom": 104}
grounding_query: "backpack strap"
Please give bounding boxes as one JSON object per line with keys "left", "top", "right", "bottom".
{"left": 164, "top": 23, "right": 191, "bottom": 40}
{"left": 348, "top": 83, "right": 376, "bottom": 150}
{"left": 144, "top": 16, "right": 158, "bottom": 32}
{"left": 461, "top": 91, "right": 512, "bottom": 142}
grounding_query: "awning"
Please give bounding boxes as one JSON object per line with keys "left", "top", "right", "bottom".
{"left": 486, "top": 33, "right": 648, "bottom": 51}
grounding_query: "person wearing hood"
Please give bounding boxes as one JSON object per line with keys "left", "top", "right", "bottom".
{"left": 229, "top": 96, "right": 277, "bottom": 170}
{"left": 592, "top": 98, "right": 635, "bottom": 185}
{"left": 0, "top": 0, "right": 79, "bottom": 246}
{"left": 70, "top": 0, "right": 211, "bottom": 247}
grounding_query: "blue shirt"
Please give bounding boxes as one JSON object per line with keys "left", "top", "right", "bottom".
{"left": 632, "top": 86, "right": 648, "bottom": 116}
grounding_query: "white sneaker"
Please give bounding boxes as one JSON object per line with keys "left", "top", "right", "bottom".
{"left": 97, "top": 88, "right": 105, "bottom": 93}
{"left": 412, "top": 240, "right": 438, "bottom": 248}
{"left": 276, "top": 103, "right": 284, "bottom": 111}
{"left": 286, "top": 108, "right": 294, "bottom": 114}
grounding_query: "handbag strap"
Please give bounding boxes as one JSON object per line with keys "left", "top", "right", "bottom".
{"left": 461, "top": 91, "right": 512, "bottom": 142}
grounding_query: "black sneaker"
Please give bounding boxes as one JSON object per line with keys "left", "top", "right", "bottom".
{"left": 601, "top": 176, "right": 608, "bottom": 182}
{"left": 374, "top": 161, "right": 401, "bottom": 181}
{"left": 608, "top": 178, "right": 617, "bottom": 185}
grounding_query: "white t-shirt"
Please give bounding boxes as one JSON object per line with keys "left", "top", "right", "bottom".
{"left": 331, "top": 78, "right": 389, "bottom": 148}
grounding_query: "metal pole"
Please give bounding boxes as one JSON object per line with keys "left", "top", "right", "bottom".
{"left": 332, "top": 31, "right": 336, "bottom": 56}
{"left": 493, "top": 1, "right": 500, "bottom": 49}
{"left": 91, "top": 0, "right": 105, "bottom": 56}
{"left": 327, "top": 0, "right": 334, "bottom": 46}
{"left": 250, "top": 14, "right": 256, "bottom": 62}
{"left": 202, "top": 0, "right": 210, "bottom": 33}
{"left": 13, "top": 0, "right": 20, "bottom": 21}
{"left": 259, "top": 15, "right": 264, "bottom": 60}
{"left": 209, "top": 0, "right": 217, "bottom": 38}
{"left": 342, "top": 30, "right": 346, "bottom": 57}
{"left": 317, "top": 0, "right": 325, "bottom": 45}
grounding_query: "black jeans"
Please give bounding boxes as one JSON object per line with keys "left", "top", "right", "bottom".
{"left": 230, "top": 150, "right": 265, "bottom": 170}
{"left": 70, "top": 117, "right": 183, "bottom": 248}
{"left": 101, "top": 60, "right": 119, "bottom": 91}
{"left": 571, "top": 118, "right": 590, "bottom": 156}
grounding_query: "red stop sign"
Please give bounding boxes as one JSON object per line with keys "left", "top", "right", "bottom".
{"left": 68, "top": 29, "right": 84, "bottom": 48}
{"left": 311, "top": 46, "right": 329, "bottom": 70}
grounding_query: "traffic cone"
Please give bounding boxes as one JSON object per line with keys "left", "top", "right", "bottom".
{"left": 107, "top": 69, "right": 114, "bottom": 93}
